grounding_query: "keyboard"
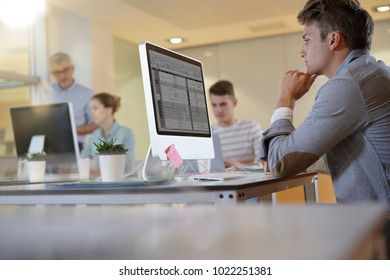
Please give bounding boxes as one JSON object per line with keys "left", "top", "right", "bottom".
{"left": 189, "top": 171, "right": 263, "bottom": 181}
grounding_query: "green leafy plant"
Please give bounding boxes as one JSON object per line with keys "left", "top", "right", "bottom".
{"left": 25, "top": 151, "right": 46, "bottom": 161}
{"left": 93, "top": 138, "right": 128, "bottom": 155}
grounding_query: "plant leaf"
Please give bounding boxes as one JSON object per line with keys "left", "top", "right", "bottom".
{"left": 93, "top": 137, "right": 128, "bottom": 155}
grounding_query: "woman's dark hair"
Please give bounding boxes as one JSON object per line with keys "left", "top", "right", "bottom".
{"left": 93, "top": 92, "right": 121, "bottom": 113}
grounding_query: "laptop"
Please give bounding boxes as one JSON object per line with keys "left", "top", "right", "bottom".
{"left": 183, "top": 133, "right": 225, "bottom": 173}
{"left": 209, "top": 133, "right": 225, "bottom": 172}
{"left": 188, "top": 133, "right": 264, "bottom": 181}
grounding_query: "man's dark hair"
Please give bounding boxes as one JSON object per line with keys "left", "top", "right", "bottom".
{"left": 297, "top": 0, "right": 373, "bottom": 50}
{"left": 209, "top": 80, "right": 235, "bottom": 99}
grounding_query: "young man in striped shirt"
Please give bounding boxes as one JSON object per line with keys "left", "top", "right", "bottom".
{"left": 209, "top": 80, "right": 263, "bottom": 168}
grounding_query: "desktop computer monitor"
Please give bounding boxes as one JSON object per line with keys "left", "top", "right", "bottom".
{"left": 139, "top": 42, "right": 215, "bottom": 180}
{"left": 139, "top": 42, "right": 214, "bottom": 161}
{"left": 10, "top": 102, "right": 80, "bottom": 177}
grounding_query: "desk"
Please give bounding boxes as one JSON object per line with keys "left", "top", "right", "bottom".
{"left": 0, "top": 204, "right": 386, "bottom": 259}
{"left": 0, "top": 172, "right": 316, "bottom": 205}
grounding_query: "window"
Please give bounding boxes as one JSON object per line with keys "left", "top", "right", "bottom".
{"left": 0, "top": 26, "right": 37, "bottom": 157}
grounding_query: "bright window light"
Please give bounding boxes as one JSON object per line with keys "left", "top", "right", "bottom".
{"left": 0, "top": 0, "right": 46, "bottom": 27}
{"left": 376, "top": 5, "right": 390, "bottom": 13}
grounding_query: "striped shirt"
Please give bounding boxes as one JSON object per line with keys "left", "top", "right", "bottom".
{"left": 212, "top": 120, "right": 263, "bottom": 164}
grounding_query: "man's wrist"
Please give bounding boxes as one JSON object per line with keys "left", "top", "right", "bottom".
{"left": 276, "top": 96, "right": 295, "bottom": 109}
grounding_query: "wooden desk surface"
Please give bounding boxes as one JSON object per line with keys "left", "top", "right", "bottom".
{"left": 0, "top": 204, "right": 386, "bottom": 259}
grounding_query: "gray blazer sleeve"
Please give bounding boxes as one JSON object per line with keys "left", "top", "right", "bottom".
{"left": 261, "top": 78, "right": 367, "bottom": 177}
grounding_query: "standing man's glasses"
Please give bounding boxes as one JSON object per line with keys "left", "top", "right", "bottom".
{"left": 51, "top": 66, "right": 73, "bottom": 77}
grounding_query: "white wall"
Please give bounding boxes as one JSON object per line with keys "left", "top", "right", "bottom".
{"left": 45, "top": 6, "right": 115, "bottom": 94}
{"left": 46, "top": 6, "right": 93, "bottom": 88}
{"left": 371, "top": 20, "right": 390, "bottom": 65}
{"left": 91, "top": 21, "right": 115, "bottom": 93}
{"left": 113, "top": 38, "right": 148, "bottom": 160}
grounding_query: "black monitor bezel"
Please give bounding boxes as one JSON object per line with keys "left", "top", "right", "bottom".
{"left": 144, "top": 42, "right": 212, "bottom": 138}
{"left": 10, "top": 103, "right": 79, "bottom": 166}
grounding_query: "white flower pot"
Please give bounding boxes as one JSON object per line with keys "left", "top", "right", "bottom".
{"left": 98, "top": 154, "right": 126, "bottom": 182}
{"left": 27, "top": 161, "right": 46, "bottom": 182}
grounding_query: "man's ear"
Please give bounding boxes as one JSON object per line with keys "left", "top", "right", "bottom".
{"left": 329, "top": 32, "right": 341, "bottom": 50}
{"left": 233, "top": 98, "right": 238, "bottom": 107}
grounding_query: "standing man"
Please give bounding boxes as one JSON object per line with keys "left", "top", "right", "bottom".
{"left": 39, "top": 52, "right": 98, "bottom": 150}
{"left": 209, "top": 80, "right": 263, "bottom": 168}
{"left": 261, "top": 0, "right": 390, "bottom": 206}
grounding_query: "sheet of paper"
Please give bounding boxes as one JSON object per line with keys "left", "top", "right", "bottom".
{"left": 28, "top": 135, "right": 45, "bottom": 154}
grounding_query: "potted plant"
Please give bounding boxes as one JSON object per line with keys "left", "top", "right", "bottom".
{"left": 25, "top": 151, "right": 46, "bottom": 182}
{"left": 94, "top": 138, "right": 128, "bottom": 182}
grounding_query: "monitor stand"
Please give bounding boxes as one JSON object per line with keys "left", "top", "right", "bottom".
{"left": 142, "top": 145, "right": 176, "bottom": 182}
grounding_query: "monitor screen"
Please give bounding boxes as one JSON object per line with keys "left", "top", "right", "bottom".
{"left": 10, "top": 103, "right": 80, "bottom": 169}
{"left": 139, "top": 42, "right": 214, "bottom": 160}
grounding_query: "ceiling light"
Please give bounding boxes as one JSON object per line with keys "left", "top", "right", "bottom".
{"left": 375, "top": 5, "right": 390, "bottom": 12}
{"left": 169, "top": 37, "right": 184, "bottom": 44}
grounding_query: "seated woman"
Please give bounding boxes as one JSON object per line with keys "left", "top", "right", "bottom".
{"left": 81, "top": 92, "right": 136, "bottom": 175}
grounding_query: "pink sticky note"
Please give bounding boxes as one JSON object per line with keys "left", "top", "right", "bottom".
{"left": 165, "top": 144, "right": 183, "bottom": 168}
